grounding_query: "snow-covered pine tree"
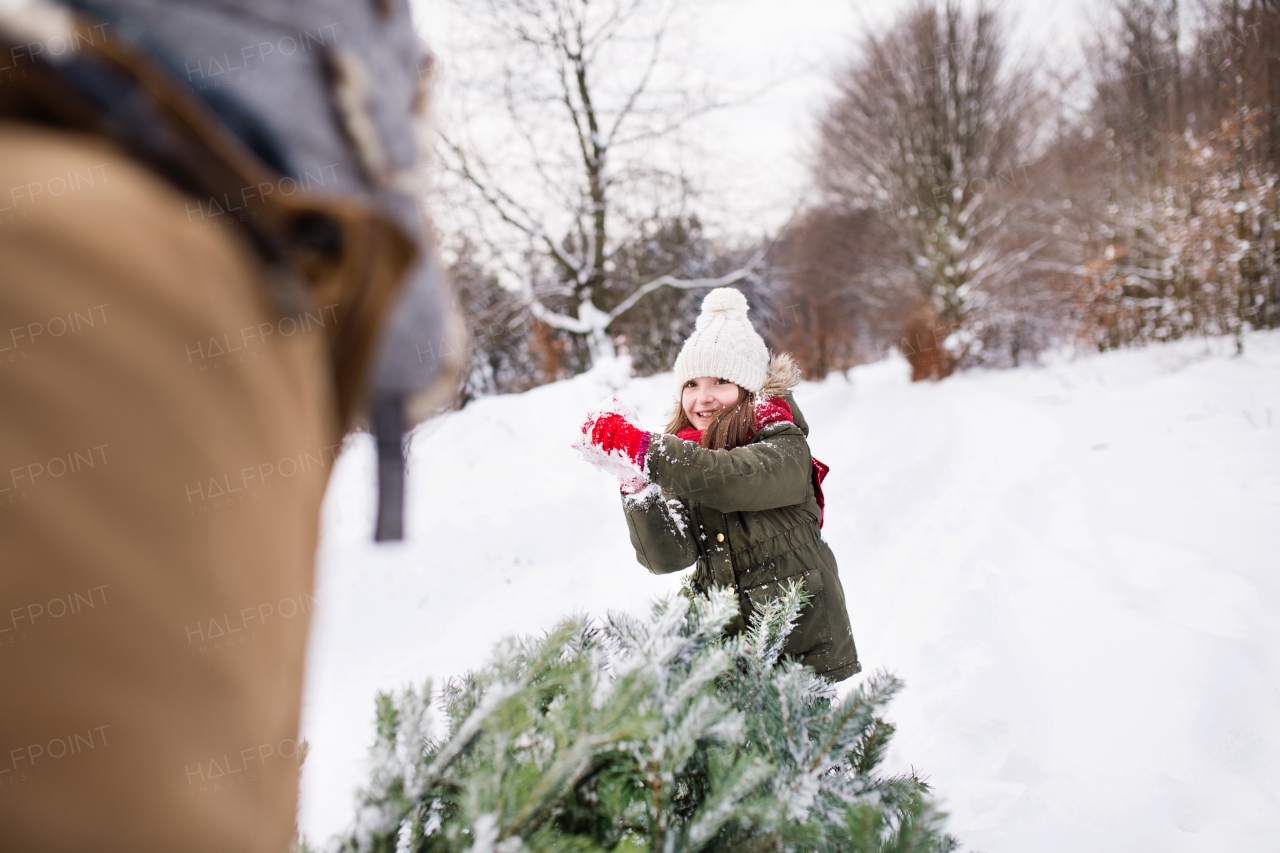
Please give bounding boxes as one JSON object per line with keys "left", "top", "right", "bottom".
{"left": 319, "top": 584, "right": 957, "bottom": 853}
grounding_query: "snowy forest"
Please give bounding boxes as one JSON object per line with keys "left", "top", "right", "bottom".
{"left": 291, "top": 1, "right": 1280, "bottom": 851}
{"left": 435, "top": 0, "right": 1280, "bottom": 399}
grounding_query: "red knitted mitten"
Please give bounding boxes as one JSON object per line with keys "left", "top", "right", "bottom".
{"left": 583, "top": 412, "right": 651, "bottom": 468}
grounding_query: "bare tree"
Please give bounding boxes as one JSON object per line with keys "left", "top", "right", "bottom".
{"left": 449, "top": 238, "right": 548, "bottom": 403}
{"left": 815, "top": 1, "right": 1063, "bottom": 370}
{"left": 765, "top": 208, "right": 912, "bottom": 377}
{"left": 605, "top": 213, "right": 728, "bottom": 375}
{"left": 1086, "top": 0, "right": 1184, "bottom": 183}
{"left": 1186, "top": 0, "right": 1280, "bottom": 172}
{"left": 435, "top": 0, "right": 760, "bottom": 367}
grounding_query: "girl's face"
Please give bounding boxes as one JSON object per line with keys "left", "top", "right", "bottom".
{"left": 682, "top": 377, "right": 741, "bottom": 431}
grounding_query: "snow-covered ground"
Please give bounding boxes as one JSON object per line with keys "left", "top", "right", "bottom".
{"left": 298, "top": 331, "right": 1280, "bottom": 851}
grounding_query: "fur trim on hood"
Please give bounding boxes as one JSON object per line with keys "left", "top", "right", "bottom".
{"left": 758, "top": 352, "right": 801, "bottom": 398}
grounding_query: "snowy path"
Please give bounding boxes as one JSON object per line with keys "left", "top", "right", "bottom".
{"left": 298, "top": 333, "right": 1280, "bottom": 851}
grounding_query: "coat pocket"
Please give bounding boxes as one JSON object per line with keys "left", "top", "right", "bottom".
{"left": 740, "top": 569, "right": 830, "bottom": 659}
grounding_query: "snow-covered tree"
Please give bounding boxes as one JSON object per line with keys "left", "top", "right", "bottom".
{"left": 1065, "top": 0, "right": 1280, "bottom": 349}
{"left": 320, "top": 584, "right": 956, "bottom": 853}
{"left": 1077, "top": 122, "right": 1279, "bottom": 351}
{"left": 435, "top": 0, "right": 761, "bottom": 369}
{"left": 815, "top": 1, "right": 1062, "bottom": 372}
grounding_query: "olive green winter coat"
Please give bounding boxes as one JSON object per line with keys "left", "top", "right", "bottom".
{"left": 621, "top": 358, "right": 860, "bottom": 682}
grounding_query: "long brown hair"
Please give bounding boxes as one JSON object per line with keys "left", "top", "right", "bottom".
{"left": 665, "top": 385, "right": 757, "bottom": 450}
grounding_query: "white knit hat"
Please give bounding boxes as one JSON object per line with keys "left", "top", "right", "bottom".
{"left": 673, "top": 288, "right": 769, "bottom": 393}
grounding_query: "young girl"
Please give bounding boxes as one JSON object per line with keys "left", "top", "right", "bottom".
{"left": 580, "top": 288, "right": 860, "bottom": 682}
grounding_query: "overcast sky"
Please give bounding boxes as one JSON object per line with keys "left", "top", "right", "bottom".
{"left": 412, "top": 0, "right": 1096, "bottom": 239}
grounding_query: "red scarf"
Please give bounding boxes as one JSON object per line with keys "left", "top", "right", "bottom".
{"left": 677, "top": 397, "right": 829, "bottom": 527}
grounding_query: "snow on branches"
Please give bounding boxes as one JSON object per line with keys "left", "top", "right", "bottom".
{"left": 323, "top": 583, "right": 956, "bottom": 853}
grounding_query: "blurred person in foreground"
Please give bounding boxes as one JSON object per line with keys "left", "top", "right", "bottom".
{"left": 0, "top": 1, "right": 460, "bottom": 850}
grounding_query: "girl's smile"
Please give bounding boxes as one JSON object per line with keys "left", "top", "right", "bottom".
{"left": 682, "top": 377, "right": 741, "bottom": 430}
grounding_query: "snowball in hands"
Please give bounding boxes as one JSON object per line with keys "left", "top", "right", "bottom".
{"left": 574, "top": 397, "right": 651, "bottom": 491}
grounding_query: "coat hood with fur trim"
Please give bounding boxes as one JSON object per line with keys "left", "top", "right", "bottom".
{"left": 758, "top": 352, "right": 802, "bottom": 398}
{"left": 757, "top": 352, "right": 809, "bottom": 437}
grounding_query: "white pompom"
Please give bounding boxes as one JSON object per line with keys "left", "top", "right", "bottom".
{"left": 701, "top": 287, "right": 748, "bottom": 315}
